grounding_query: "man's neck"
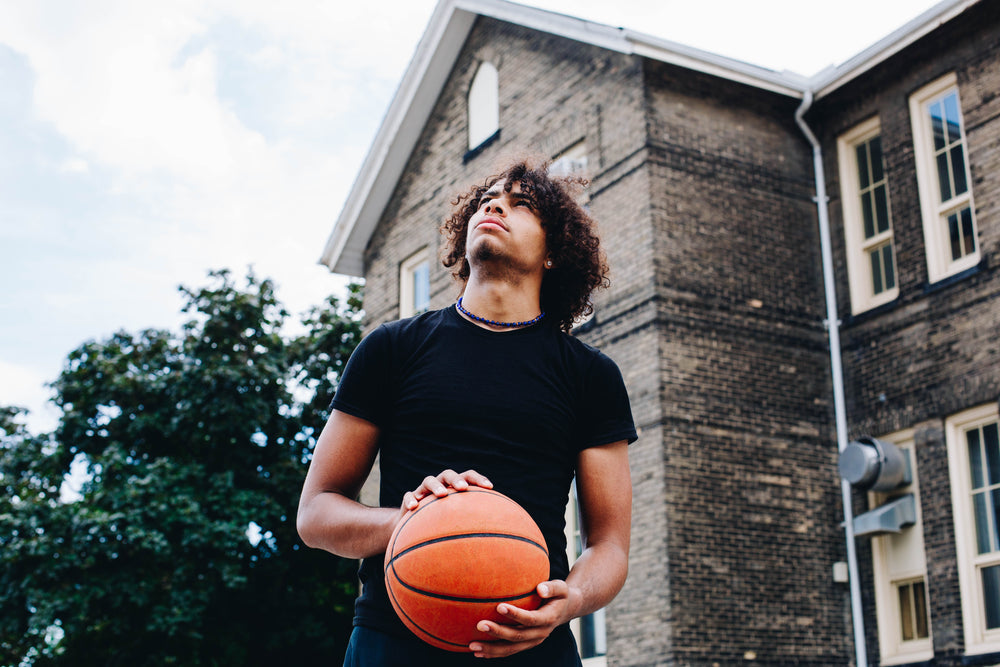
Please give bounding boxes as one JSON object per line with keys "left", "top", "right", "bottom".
{"left": 457, "top": 277, "right": 543, "bottom": 331}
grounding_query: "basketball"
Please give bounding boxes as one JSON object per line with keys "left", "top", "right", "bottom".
{"left": 384, "top": 486, "right": 550, "bottom": 652}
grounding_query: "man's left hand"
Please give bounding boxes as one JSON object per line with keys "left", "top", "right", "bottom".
{"left": 467, "top": 580, "right": 577, "bottom": 659}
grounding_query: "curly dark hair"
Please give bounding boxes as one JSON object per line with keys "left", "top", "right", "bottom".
{"left": 440, "top": 158, "right": 610, "bottom": 332}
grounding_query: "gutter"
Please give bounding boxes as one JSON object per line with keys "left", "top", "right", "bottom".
{"left": 794, "top": 90, "right": 868, "bottom": 667}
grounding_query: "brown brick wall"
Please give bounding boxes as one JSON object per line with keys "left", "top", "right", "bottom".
{"left": 640, "top": 61, "right": 851, "bottom": 665}
{"left": 810, "top": 3, "right": 1000, "bottom": 665}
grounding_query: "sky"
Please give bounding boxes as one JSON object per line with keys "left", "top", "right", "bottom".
{"left": 0, "top": 0, "right": 944, "bottom": 433}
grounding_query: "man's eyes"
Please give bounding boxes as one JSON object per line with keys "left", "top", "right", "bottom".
{"left": 478, "top": 195, "right": 535, "bottom": 209}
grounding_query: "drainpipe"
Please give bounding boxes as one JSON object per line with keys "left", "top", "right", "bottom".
{"left": 794, "top": 90, "right": 868, "bottom": 667}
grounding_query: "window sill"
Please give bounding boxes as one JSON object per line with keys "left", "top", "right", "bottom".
{"left": 962, "top": 649, "right": 1000, "bottom": 666}
{"left": 877, "top": 651, "right": 934, "bottom": 667}
{"left": 463, "top": 129, "right": 500, "bottom": 163}
{"left": 923, "top": 260, "right": 984, "bottom": 295}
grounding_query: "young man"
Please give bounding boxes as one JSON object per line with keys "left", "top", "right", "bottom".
{"left": 297, "top": 158, "right": 636, "bottom": 665}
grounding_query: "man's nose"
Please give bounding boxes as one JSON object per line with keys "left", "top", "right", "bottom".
{"left": 485, "top": 199, "right": 505, "bottom": 215}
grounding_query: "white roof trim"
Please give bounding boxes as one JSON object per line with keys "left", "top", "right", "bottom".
{"left": 320, "top": 0, "right": 476, "bottom": 276}
{"left": 320, "top": 0, "right": 981, "bottom": 277}
{"left": 811, "top": 0, "right": 981, "bottom": 98}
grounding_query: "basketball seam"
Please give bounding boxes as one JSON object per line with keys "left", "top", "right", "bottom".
{"left": 385, "top": 571, "right": 471, "bottom": 650}
{"left": 387, "top": 532, "right": 548, "bottom": 565}
{"left": 388, "top": 570, "right": 540, "bottom": 604}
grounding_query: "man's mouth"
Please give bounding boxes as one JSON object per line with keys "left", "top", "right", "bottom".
{"left": 476, "top": 217, "right": 507, "bottom": 231}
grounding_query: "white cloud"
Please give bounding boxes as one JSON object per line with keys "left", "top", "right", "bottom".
{"left": 58, "top": 156, "right": 89, "bottom": 173}
{"left": 0, "top": 359, "right": 59, "bottom": 433}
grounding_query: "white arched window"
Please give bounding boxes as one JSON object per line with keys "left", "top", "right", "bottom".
{"left": 468, "top": 62, "right": 499, "bottom": 150}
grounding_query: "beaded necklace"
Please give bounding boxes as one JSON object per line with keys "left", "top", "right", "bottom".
{"left": 456, "top": 297, "right": 545, "bottom": 328}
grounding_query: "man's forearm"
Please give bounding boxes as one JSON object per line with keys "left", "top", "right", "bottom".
{"left": 564, "top": 540, "right": 629, "bottom": 620}
{"left": 297, "top": 492, "right": 399, "bottom": 559}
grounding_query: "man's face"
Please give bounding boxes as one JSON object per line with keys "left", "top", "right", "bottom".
{"left": 465, "top": 180, "right": 548, "bottom": 277}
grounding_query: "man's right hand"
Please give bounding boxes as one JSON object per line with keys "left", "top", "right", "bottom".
{"left": 400, "top": 469, "right": 493, "bottom": 513}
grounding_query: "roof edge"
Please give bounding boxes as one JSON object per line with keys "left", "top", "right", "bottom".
{"left": 810, "top": 0, "right": 981, "bottom": 98}
{"left": 318, "top": 0, "right": 812, "bottom": 277}
{"left": 320, "top": 0, "right": 983, "bottom": 278}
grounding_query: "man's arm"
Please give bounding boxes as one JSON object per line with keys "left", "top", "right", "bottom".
{"left": 296, "top": 410, "right": 397, "bottom": 559}
{"left": 469, "top": 439, "right": 632, "bottom": 658}
{"left": 297, "top": 409, "right": 494, "bottom": 559}
{"left": 564, "top": 438, "right": 633, "bottom": 615}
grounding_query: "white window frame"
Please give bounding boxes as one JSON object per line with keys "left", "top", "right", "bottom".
{"left": 565, "top": 481, "right": 607, "bottom": 667}
{"left": 837, "top": 117, "right": 899, "bottom": 314}
{"left": 399, "top": 247, "right": 430, "bottom": 319}
{"left": 549, "top": 141, "right": 589, "bottom": 180}
{"left": 909, "top": 73, "right": 979, "bottom": 283}
{"left": 468, "top": 62, "right": 499, "bottom": 150}
{"left": 947, "top": 403, "right": 1000, "bottom": 656}
{"left": 869, "top": 430, "right": 934, "bottom": 664}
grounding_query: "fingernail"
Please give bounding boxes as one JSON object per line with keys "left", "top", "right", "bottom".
{"left": 477, "top": 622, "right": 490, "bottom": 632}
{"left": 539, "top": 584, "right": 549, "bottom": 596}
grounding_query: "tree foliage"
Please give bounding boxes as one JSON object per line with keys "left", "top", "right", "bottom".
{"left": 0, "top": 269, "right": 363, "bottom": 666}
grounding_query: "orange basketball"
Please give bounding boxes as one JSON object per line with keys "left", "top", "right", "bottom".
{"left": 384, "top": 487, "right": 549, "bottom": 652}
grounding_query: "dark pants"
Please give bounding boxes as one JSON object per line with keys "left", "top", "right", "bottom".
{"left": 343, "top": 625, "right": 583, "bottom": 666}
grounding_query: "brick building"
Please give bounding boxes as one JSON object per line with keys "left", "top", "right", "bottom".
{"left": 319, "top": 0, "right": 1000, "bottom": 664}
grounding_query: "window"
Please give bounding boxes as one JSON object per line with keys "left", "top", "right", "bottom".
{"left": 837, "top": 117, "right": 898, "bottom": 313}
{"left": 565, "top": 481, "right": 607, "bottom": 666}
{"left": 399, "top": 248, "right": 430, "bottom": 319}
{"left": 869, "top": 432, "right": 933, "bottom": 664}
{"left": 549, "top": 141, "right": 588, "bottom": 179}
{"left": 946, "top": 404, "right": 1000, "bottom": 656}
{"left": 549, "top": 142, "right": 595, "bottom": 330}
{"left": 468, "top": 62, "right": 499, "bottom": 150}
{"left": 909, "top": 74, "right": 979, "bottom": 283}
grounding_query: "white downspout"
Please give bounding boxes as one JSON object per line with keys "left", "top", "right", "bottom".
{"left": 794, "top": 90, "right": 869, "bottom": 667}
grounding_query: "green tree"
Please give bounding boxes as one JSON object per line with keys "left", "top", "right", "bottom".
{"left": 1, "top": 269, "right": 363, "bottom": 666}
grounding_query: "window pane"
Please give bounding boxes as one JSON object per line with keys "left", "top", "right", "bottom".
{"left": 970, "top": 428, "right": 985, "bottom": 488}
{"left": 870, "top": 136, "right": 885, "bottom": 182}
{"left": 937, "top": 152, "right": 953, "bottom": 202}
{"left": 862, "top": 191, "right": 875, "bottom": 239}
{"left": 913, "top": 581, "right": 929, "bottom": 639}
{"left": 468, "top": 62, "right": 499, "bottom": 149}
{"left": 870, "top": 249, "right": 884, "bottom": 294}
{"left": 899, "top": 584, "right": 915, "bottom": 641}
{"left": 974, "top": 492, "right": 992, "bottom": 554}
{"left": 882, "top": 245, "right": 896, "bottom": 290}
{"left": 984, "top": 423, "right": 1000, "bottom": 484}
{"left": 993, "top": 488, "right": 1000, "bottom": 552}
{"left": 874, "top": 185, "right": 890, "bottom": 234}
{"left": 983, "top": 565, "right": 1000, "bottom": 630}
{"left": 930, "top": 101, "right": 946, "bottom": 151}
{"left": 580, "top": 613, "right": 600, "bottom": 657}
{"left": 987, "top": 424, "right": 1000, "bottom": 482}
{"left": 949, "top": 212, "right": 963, "bottom": 260}
{"left": 413, "top": 263, "right": 430, "bottom": 313}
{"left": 856, "top": 143, "right": 871, "bottom": 188}
{"left": 944, "top": 93, "right": 962, "bottom": 144}
{"left": 961, "top": 207, "right": 976, "bottom": 258}
{"left": 951, "top": 145, "right": 968, "bottom": 195}
{"left": 897, "top": 580, "right": 931, "bottom": 641}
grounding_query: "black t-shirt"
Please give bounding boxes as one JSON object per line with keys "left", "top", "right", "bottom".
{"left": 330, "top": 305, "right": 637, "bottom": 639}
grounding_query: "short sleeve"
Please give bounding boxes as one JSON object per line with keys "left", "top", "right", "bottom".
{"left": 329, "top": 324, "right": 393, "bottom": 426}
{"left": 576, "top": 351, "right": 638, "bottom": 449}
